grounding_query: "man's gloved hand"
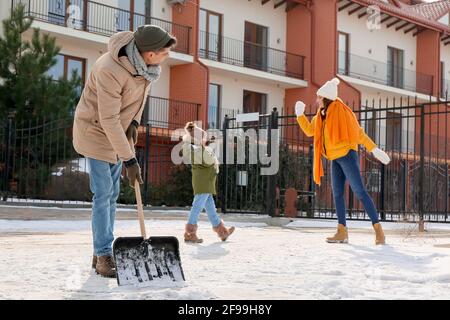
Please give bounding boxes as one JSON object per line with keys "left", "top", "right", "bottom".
{"left": 124, "top": 158, "right": 144, "bottom": 188}
{"left": 295, "top": 101, "right": 306, "bottom": 117}
{"left": 126, "top": 120, "right": 139, "bottom": 146}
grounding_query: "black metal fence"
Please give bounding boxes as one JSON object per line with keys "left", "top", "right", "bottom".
{"left": 0, "top": 115, "right": 91, "bottom": 204}
{"left": 0, "top": 96, "right": 200, "bottom": 206}
{"left": 1, "top": 97, "right": 449, "bottom": 223}
{"left": 199, "top": 31, "right": 305, "bottom": 80}
{"left": 220, "top": 98, "right": 450, "bottom": 223}
{"left": 12, "top": 0, "right": 192, "bottom": 54}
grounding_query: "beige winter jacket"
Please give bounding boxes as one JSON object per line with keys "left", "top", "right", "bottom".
{"left": 73, "top": 31, "right": 151, "bottom": 164}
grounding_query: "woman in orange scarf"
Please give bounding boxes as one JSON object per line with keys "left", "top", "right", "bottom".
{"left": 296, "top": 78, "right": 390, "bottom": 245}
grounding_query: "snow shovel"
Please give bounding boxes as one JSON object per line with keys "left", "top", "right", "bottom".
{"left": 113, "top": 180, "right": 185, "bottom": 286}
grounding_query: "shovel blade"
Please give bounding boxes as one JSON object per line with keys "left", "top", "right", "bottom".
{"left": 113, "top": 236, "right": 185, "bottom": 286}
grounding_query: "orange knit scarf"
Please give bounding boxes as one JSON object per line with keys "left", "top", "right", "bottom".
{"left": 313, "top": 99, "right": 360, "bottom": 185}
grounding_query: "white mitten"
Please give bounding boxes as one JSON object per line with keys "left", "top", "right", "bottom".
{"left": 372, "top": 147, "right": 391, "bottom": 165}
{"left": 295, "top": 101, "right": 306, "bottom": 117}
{"left": 182, "top": 134, "right": 191, "bottom": 143}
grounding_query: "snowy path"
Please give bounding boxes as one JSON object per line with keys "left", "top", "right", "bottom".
{"left": 0, "top": 219, "right": 450, "bottom": 300}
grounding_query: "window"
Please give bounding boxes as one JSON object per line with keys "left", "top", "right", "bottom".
{"left": 363, "top": 108, "right": 377, "bottom": 143}
{"left": 48, "top": 54, "right": 86, "bottom": 94}
{"left": 133, "top": 0, "right": 152, "bottom": 31}
{"left": 48, "top": 0, "right": 68, "bottom": 26}
{"left": 48, "top": 0, "right": 85, "bottom": 29}
{"left": 386, "top": 111, "right": 402, "bottom": 152}
{"left": 243, "top": 90, "right": 267, "bottom": 114}
{"left": 116, "top": 0, "right": 152, "bottom": 32}
{"left": 199, "top": 9, "right": 222, "bottom": 61}
{"left": 244, "top": 21, "right": 268, "bottom": 72}
{"left": 338, "top": 32, "right": 350, "bottom": 76}
{"left": 116, "top": 0, "right": 131, "bottom": 31}
{"left": 387, "top": 46, "right": 404, "bottom": 89}
{"left": 48, "top": 54, "right": 65, "bottom": 80}
{"left": 208, "top": 84, "right": 221, "bottom": 129}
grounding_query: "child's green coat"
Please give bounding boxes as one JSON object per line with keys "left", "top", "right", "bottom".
{"left": 182, "top": 143, "right": 217, "bottom": 195}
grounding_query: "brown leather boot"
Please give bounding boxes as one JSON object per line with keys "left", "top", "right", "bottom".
{"left": 95, "top": 256, "right": 116, "bottom": 278}
{"left": 373, "top": 223, "right": 386, "bottom": 245}
{"left": 184, "top": 224, "right": 203, "bottom": 243}
{"left": 326, "top": 224, "right": 349, "bottom": 243}
{"left": 92, "top": 255, "right": 115, "bottom": 269}
{"left": 213, "top": 221, "right": 235, "bottom": 242}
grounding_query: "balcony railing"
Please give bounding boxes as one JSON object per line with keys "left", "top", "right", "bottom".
{"left": 143, "top": 97, "right": 200, "bottom": 129}
{"left": 12, "top": 0, "right": 192, "bottom": 54}
{"left": 199, "top": 31, "right": 305, "bottom": 80}
{"left": 337, "top": 51, "right": 433, "bottom": 95}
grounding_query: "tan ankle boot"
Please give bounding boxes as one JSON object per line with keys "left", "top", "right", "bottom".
{"left": 373, "top": 223, "right": 386, "bottom": 245}
{"left": 184, "top": 224, "right": 203, "bottom": 243}
{"left": 95, "top": 256, "right": 116, "bottom": 278}
{"left": 213, "top": 221, "right": 235, "bottom": 242}
{"left": 92, "top": 255, "right": 115, "bottom": 269}
{"left": 326, "top": 224, "right": 348, "bottom": 243}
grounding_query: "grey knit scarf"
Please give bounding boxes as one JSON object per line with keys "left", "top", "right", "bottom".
{"left": 125, "top": 40, "right": 161, "bottom": 82}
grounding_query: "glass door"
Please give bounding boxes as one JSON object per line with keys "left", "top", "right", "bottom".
{"left": 244, "top": 21, "right": 268, "bottom": 71}
{"left": 199, "top": 9, "right": 222, "bottom": 61}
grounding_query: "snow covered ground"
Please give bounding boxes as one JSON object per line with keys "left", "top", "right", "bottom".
{"left": 0, "top": 217, "right": 450, "bottom": 300}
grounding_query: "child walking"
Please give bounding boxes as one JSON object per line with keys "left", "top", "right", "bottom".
{"left": 182, "top": 122, "right": 235, "bottom": 243}
{"left": 296, "top": 78, "right": 391, "bottom": 245}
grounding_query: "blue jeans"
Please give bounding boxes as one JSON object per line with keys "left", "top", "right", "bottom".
{"left": 188, "top": 194, "right": 222, "bottom": 228}
{"left": 87, "top": 158, "right": 122, "bottom": 257}
{"left": 331, "top": 150, "right": 379, "bottom": 226}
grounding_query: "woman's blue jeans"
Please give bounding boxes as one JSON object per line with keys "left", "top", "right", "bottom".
{"left": 331, "top": 150, "right": 380, "bottom": 226}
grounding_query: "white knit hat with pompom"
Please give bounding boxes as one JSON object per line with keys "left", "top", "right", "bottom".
{"left": 317, "top": 77, "right": 340, "bottom": 101}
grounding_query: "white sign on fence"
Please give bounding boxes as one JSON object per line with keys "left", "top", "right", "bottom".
{"left": 236, "top": 113, "right": 260, "bottom": 123}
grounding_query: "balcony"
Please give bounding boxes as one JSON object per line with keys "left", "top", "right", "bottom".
{"left": 143, "top": 97, "right": 200, "bottom": 130}
{"left": 12, "top": 0, "right": 192, "bottom": 55}
{"left": 199, "top": 31, "right": 306, "bottom": 87}
{"left": 337, "top": 51, "right": 434, "bottom": 96}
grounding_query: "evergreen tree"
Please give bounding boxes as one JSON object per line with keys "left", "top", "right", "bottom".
{"left": 0, "top": 4, "right": 81, "bottom": 121}
{"left": 0, "top": 5, "right": 82, "bottom": 199}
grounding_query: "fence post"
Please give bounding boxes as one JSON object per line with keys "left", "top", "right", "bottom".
{"left": 418, "top": 104, "right": 425, "bottom": 231}
{"left": 143, "top": 123, "right": 150, "bottom": 206}
{"left": 2, "top": 115, "right": 14, "bottom": 201}
{"left": 446, "top": 163, "right": 449, "bottom": 221}
{"left": 265, "top": 108, "right": 278, "bottom": 217}
{"left": 380, "top": 163, "right": 385, "bottom": 221}
{"left": 221, "top": 115, "right": 229, "bottom": 214}
{"left": 348, "top": 187, "right": 354, "bottom": 219}
{"left": 402, "top": 159, "right": 407, "bottom": 217}
{"left": 308, "top": 144, "right": 315, "bottom": 216}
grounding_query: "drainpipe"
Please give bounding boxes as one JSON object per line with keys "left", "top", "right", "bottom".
{"left": 305, "top": 0, "right": 361, "bottom": 104}
{"left": 192, "top": 0, "right": 210, "bottom": 128}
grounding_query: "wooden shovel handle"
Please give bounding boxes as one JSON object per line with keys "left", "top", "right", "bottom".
{"left": 134, "top": 180, "right": 147, "bottom": 239}
{"left": 128, "top": 138, "right": 147, "bottom": 239}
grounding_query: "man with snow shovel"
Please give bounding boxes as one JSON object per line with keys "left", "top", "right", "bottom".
{"left": 73, "top": 25, "right": 176, "bottom": 278}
